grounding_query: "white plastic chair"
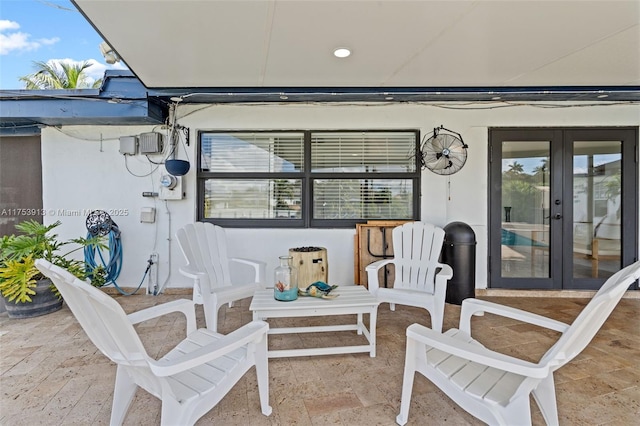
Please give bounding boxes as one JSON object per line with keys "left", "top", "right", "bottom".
{"left": 365, "top": 222, "right": 453, "bottom": 332}
{"left": 35, "top": 259, "right": 272, "bottom": 426}
{"left": 396, "top": 260, "right": 640, "bottom": 426}
{"left": 176, "top": 222, "right": 266, "bottom": 331}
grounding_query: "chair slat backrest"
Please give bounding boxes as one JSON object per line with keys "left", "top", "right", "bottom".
{"left": 176, "top": 222, "right": 232, "bottom": 291}
{"left": 541, "top": 260, "right": 640, "bottom": 370}
{"left": 35, "top": 259, "right": 151, "bottom": 367}
{"left": 392, "top": 222, "right": 445, "bottom": 293}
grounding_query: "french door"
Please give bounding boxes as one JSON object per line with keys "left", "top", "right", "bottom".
{"left": 489, "top": 128, "right": 638, "bottom": 290}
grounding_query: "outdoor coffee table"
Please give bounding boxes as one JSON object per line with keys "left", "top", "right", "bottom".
{"left": 249, "top": 285, "right": 379, "bottom": 358}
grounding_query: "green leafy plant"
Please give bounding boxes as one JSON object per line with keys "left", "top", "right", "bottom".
{"left": 0, "top": 220, "right": 104, "bottom": 304}
{"left": 0, "top": 255, "right": 39, "bottom": 303}
{"left": 88, "top": 264, "right": 107, "bottom": 288}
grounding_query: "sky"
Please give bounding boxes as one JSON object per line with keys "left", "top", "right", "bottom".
{"left": 0, "top": 0, "right": 126, "bottom": 89}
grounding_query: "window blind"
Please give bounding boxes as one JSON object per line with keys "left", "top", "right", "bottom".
{"left": 201, "top": 132, "right": 304, "bottom": 172}
{"left": 311, "top": 132, "right": 416, "bottom": 173}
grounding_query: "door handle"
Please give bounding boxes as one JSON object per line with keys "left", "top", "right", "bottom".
{"left": 553, "top": 213, "right": 562, "bottom": 220}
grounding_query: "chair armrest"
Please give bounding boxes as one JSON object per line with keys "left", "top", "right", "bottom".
{"left": 210, "top": 283, "right": 259, "bottom": 306}
{"left": 148, "top": 321, "right": 269, "bottom": 376}
{"left": 436, "top": 263, "right": 453, "bottom": 280}
{"left": 459, "top": 298, "right": 570, "bottom": 335}
{"left": 365, "top": 258, "right": 395, "bottom": 292}
{"left": 178, "top": 265, "right": 207, "bottom": 281}
{"left": 365, "top": 258, "right": 395, "bottom": 272}
{"left": 432, "top": 263, "right": 453, "bottom": 298}
{"left": 230, "top": 257, "right": 266, "bottom": 284}
{"left": 127, "top": 299, "right": 197, "bottom": 334}
{"left": 406, "top": 323, "right": 549, "bottom": 379}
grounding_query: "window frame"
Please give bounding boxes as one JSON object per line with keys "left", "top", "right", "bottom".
{"left": 197, "top": 129, "right": 421, "bottom": 228}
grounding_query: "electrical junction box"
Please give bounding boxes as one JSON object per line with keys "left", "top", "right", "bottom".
{"left": 159, "top": 174, "right": 184, "bottom": 200}
{"left": 139, "top": 132, "right": 164, "bottom": 154}
{"left": 119, "top": 136, "right": 137, "bottom": 155}
{"left": 140, "top": 207, "right": 156, "bottom": 223}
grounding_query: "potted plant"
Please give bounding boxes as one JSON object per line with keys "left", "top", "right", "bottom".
{"left": 0, "top": 220, "right": 101, "bottom": 318}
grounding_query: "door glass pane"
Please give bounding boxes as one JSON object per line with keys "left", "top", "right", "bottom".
{"left": 501, "top": 141, "right": 550, "bottom": 278}
{"left": 573, "top": 141, "right": 621, "bottom": 279}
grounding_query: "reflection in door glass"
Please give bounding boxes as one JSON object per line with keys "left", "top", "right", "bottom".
{"left": 573, "top": 141, "right": 621, "bottom": 279}
{"left": 501, "top": 141, "right": 550, "bottom": 278}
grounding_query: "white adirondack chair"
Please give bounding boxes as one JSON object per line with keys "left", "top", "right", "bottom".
{"left": 396, "top": 260, "right": 640, "bottom": 426}
{"left": 35, "top": 259, "right": 272, "bottom": 426}
{"left": 176, "top": 222, "right": 266, "bottom": 331}
{"left": 365, "top": 222, "right": 453, "bottom": 332}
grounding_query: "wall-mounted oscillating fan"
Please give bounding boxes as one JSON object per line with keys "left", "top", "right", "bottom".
{"left": 420, "top": 126, "right": 469, "bottom": 175}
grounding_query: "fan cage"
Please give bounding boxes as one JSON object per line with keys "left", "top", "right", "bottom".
{"left": 419, "top": 127, "right": 468, "bottom": 175}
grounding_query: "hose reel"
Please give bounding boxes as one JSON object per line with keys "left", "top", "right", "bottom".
{"left": 85, "top": 209, "right": 115, "bottom": 237}
{"left": 84, "top": 210, "right": 125, "bottom": 292}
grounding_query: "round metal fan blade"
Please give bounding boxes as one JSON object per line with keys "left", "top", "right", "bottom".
{"left": 448, "top": 142, "right": 467, "bottom": 154}
{"left": 426, "top": 135, "right": 445, "bottom": 153}
{"left": 425, "top": 155, "right": 450, "bottom": 171}
{"left": 449, "top": 154, "right": 466, "bottom": 168}
{"left": 439, "top": 134, "right": 459, "bottom": 150}
{"left": 439, "top": 154, "right": 467, "bottom": 174}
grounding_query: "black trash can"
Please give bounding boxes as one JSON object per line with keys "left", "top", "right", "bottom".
{"left": 441, "top": 222, "right": 476, "bottom": 305}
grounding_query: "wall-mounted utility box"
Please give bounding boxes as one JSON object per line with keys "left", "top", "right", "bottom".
{"left": 140, "top": 207, "right": 156, "bottom": 223}
{"left": 159, "top": 175, "right": 184, "bottom": 200}
{"left": 119, "top": 136, "right": 137, "bottom": 155}
{"left": 139, "top": 132, "right": 164, "bottom": 154}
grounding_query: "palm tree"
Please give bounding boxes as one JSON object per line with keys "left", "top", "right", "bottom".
{"left": 532, "top": 158, "right": 548, "bottom": 177}
{"left": 506, "top": 161, "right": 525, "bottom": 175}
{"left": 19, "top": 60, "right": 102, "bottom": 89}
{"left": 532, "top": 158, "right": 549, "bottom": 186}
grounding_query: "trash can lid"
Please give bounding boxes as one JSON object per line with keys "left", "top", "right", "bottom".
{"left": 443, "top": 221, "right": 476, "bottom": 244}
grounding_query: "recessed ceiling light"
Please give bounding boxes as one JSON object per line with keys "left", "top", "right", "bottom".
{"left": 597, "top": 94, "right": 609, "bottom": 98}
{"left": 385, "top": 96, "right": 394, "bottom": 101}
{"left": 279, "top": 95, "right": 288, "bottom": 100}
{"left": 491, "top": 96, "right": 501, "bottom": 100}
{"left": 333, "top": 48, "right": 351, "bottom": 58}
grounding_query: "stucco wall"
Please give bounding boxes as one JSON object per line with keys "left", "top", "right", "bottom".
{"left": 40, "top": 102, "right": 640, "bottom": 291}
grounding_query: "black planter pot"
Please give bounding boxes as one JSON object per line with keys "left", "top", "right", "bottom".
{"left": 2, "top": 278, "right": 63, "bottom": 319}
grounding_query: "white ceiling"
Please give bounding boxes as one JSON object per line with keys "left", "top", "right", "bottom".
{"left": 74, "top": 0, "right": 640, "bottom": 90}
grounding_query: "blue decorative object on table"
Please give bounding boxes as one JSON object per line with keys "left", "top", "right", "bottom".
{"left": 298, "top": 281, "right": 339, "bottom": 299}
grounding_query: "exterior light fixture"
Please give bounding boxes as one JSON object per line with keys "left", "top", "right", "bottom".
{"left": 333, "top": 48, "right": 351, "bottom": 58}
{"left": 99, "top": 41, "right": 121, "bottom": 64}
